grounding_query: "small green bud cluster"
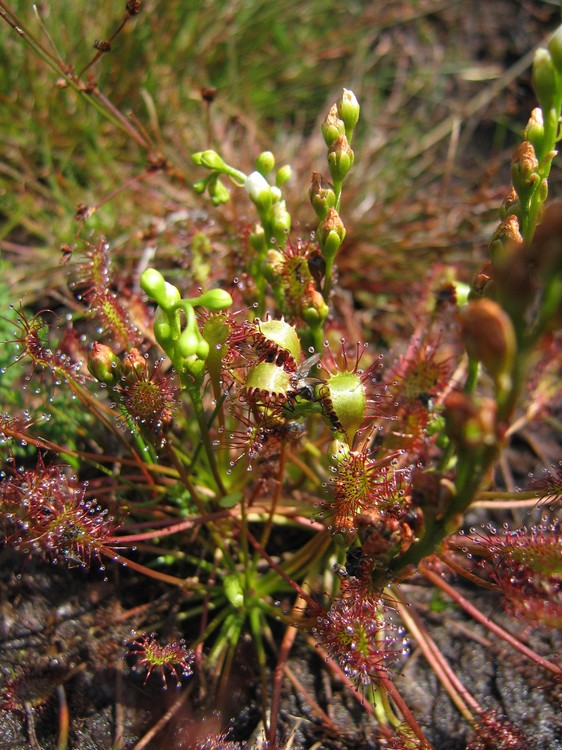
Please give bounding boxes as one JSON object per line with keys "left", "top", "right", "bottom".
{"left": 311, "top": 89, "right": 360, "bottom": 300}
{"left": 243, "top": 150, "right": 293, "bottom": 253}
{"left": 192, "top": 147, "right": 293, "bottom": 253}
{"left": 495, "top": 32, "right": 562, "bottom": 249}
{"left": 140, "top": 268, "right": 232, "bottom": 380}
{"left": 468, "top": 26, "right": 562, "bottom": 385}
{"left": 192, "top": 150, "right": 238, "bottom": 206}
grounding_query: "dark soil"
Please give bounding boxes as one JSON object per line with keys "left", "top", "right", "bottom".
{"left": 1, "top": 532, "right": 561, "bottom": 749}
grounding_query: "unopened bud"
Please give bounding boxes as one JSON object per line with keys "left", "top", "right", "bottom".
{"left": 533, "top": 47, "right": 558, "bottom": 112}
{"left": 249, "top": 224, "right": 267, "bottom": 253}
{"left": 471, "top": 260, "right": 494, "bottom": 298}
{"left": 191, "top": 288, "right": 233, "bottom": 311}
{"left": 196, "top": 337, "right": 210, "bottom": 360}
{"left": 548, "top": 26, "right": 562, "bottom": 73}
{"left": 337, "top": 88, "right": 360, "bottom": 140}
{"left": 489, "top": 215, "right": 523, "bottom": 263}
{"left": 309, "top": 172, "right": 336, "bottom": 219}
{"left": 316, "top": 208, "right": 346, "bottom": 260}
{"left": 256, "top": 151, "right": 275, "bottom": 175}
{"left": 140, "top": 268, "right": 181, "bottom": 310}
{"left": 511, "top": 141, "right": 540, "bottom": 200}
{"left": 122, "top": 348, "right": 148, "bottom": 379}
{"left": 522, "top": 107, "right": 544, "bottom": 149}
{"left": 301, "top": 287, "right": 329, "bottom": 328}
{"left": 153, "top": 308, "right": 175, "bottom": 351}
{"left": 244, "top": 171, "right": 272, "bottom": 212}
{"left": 321, "top": 104, "right": 346, "bottom": 147}
{"left": 499, "top": 186, "right": 520, "bottom": 221}
{"left": 177, "top": 326, "right": 200, "bottom": 358}
{"left": 459, "top": 299, "right": 516, "bottom": 391}
{"left": 208, "top": 177, "right": 230, "bottom": 205}
{"left": 275, "top": 164, "right": 292, "bottom": 187}
{"left": 271, "top": 200, "right": 291, "bottom": 244}
{"left": 192, "top": 150, "right": 227, "bottom": 171}
{"left": 88, "top": 342, "right": 120, "bottom": 384}
{"left": 328, "top": 134, "right": 354, "bottom": 184}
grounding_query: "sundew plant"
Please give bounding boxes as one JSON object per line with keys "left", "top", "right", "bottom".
{"left": 0, "top": 3, "right": 561, "bottom": 749}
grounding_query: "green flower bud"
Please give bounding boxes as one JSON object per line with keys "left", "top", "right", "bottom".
{"left": 193, "top": 178, "right": 207, "bottom": 194}
{"left": 256, "top": 151, "right": 275, "bottom": 176}
{"left": 270, "top": 186, "right": 282, "bottom": 203}
{"left": 196, "top": 337, "right": 210, "bottom": 360}
{"left": 177, "top": 326, "right": 200, "bottom": 358}
{"left": 140, "top": 268, "right": 181, "bottom": 310}
{"left": 271, "top": 200, "right": 291, "bottom": 245}
{"left": 88, "top": 342, "right": 120, "bottom": 385}
{"left": 532, "top": 48, "right": 558, "bottom": 112}
{"left": 190, "top": 288, "right": 233, "bottom": 311}
{"left": 209, "top": 177, "right": 230, "bottom": 205}
{"left": 183, "top": 357, "right": 206, "bottom": 378}
{"left": 548, "top": 25, "right": 562, "bottom": 74}
{"left": 153, "top": 308, "right": 175, "bottom": 350}
{"left": 192, "top": 150, "right": 227, "bottom": 171}
{"left": 309, "top": 171, "right": 336, "bottom": 219}
{"left": 275, "top": 164, "right": 292, "bottom": 187}
{"left": 522, "top": 108, "right": 544, "bottom": 150}
{"left": 321, "top": 104, "right": 345, "bottom": 147}
{"left": 316, "top": 208, "right": 346, "bottom": 260}
{"left": 301, "top": 288, "right": 329, "bottom": 328}
{"left": 244, "top": 170, "right": 272, "bottom": 212}
{"left": 140, "top": 267, "right": 166, "bottom": 300}
{"left": 327, "top": 134, "right": 354, "bottom": 185}
{"left": 337, "top": 88, "right": 360, "bottom": 140}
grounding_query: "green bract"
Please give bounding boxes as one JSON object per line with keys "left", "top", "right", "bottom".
{"left": 257, "top": 319, "right": 301, "bottom": 365}
{"left": 324, "top": 370, "right": 366, "bottom": 444}
{"left": 245, "top": 361, "right": 292, "bottom": 401}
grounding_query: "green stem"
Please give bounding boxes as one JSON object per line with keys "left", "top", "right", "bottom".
{"left": 184, "top": 380, "right": 227, "bottom": 496}
{"left": 463, "top": 357, "right": 480, "bottom": 394}
{"left": 119, "top": 406, "right": 158, "bottom": 465}
{"left": 322, "top": 253, "right": 335, "bottom": 301}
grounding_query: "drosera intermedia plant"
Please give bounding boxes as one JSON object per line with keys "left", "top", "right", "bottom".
{"left": 0, "top": 5, "right": 562, "bottom": 748}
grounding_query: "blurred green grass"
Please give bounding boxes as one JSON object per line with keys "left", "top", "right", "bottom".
{"left": 0, "top": 0, "right": 559, "bottom": 314}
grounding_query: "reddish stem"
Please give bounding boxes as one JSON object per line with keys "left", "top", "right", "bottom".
{"left": 107, "top": 509, "right": 231, "bottom": 544}
{"left": 269, "top": 597, "right": 303, "bottom": 744}
{"left": 438, "top": 551, "right": 500, "bottom": 592}
{"left": 100, "top": 546, "right": 193, "bottom": 588}
{"left": 392, "top": 586, "right": 480, "bottom": 721}
{"left": 420, "top": 560, "right": 562, "bottom": 678}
